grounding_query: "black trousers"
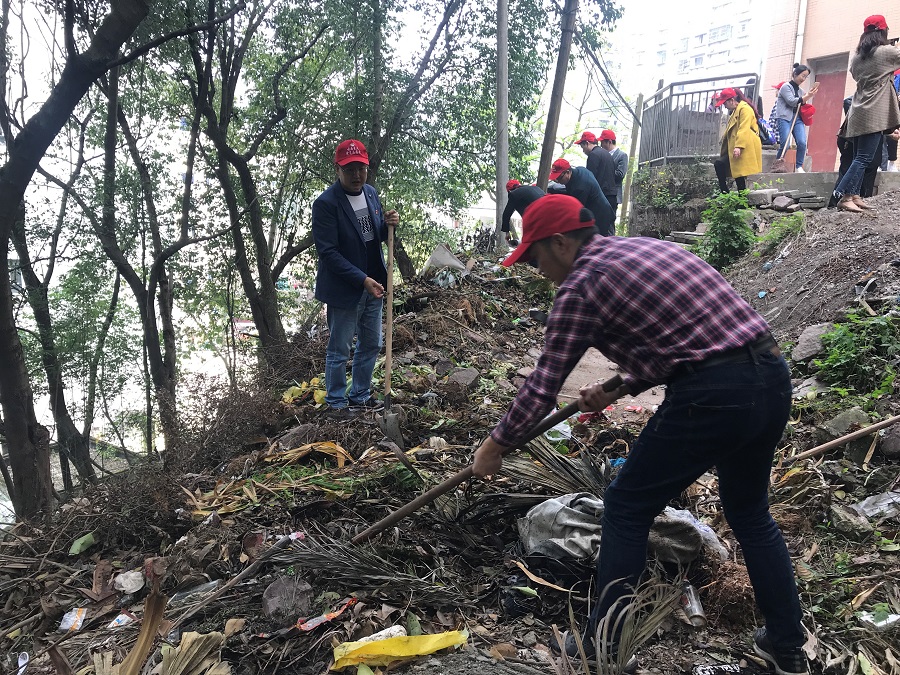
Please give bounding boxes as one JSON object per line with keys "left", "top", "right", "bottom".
{"left": 714, "top": 158, "right": 746, "bottom": 192}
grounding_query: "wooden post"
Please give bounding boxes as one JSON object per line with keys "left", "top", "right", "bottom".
{"left": 536, "top": 0, "right": 578, "bottom": 189}
{"left": 619, "top": 92, "right": 643, "bottom": 236}
{"left": 494, "top": 0, "right": 509, "bottom": 252}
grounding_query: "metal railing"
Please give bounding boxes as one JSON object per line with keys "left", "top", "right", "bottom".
{"left": 638, "top": 73, "right": 760, "bottom": 166}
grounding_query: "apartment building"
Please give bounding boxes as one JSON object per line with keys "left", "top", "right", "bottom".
{"left": 763, "top": 3, "right": 900, "bottom": 171}
{"left": 614, "top": 0, "right": 771, "bottom": 97}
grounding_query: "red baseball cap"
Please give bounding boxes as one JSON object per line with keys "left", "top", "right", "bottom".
{"left": 713, "top": 88, "right": 739, "bottom": 107}
{"left": 772, "top": 81, "right": 785, "bottom": 90}
{"left": 576, "top": 131, "right": 597, "bottom": 144}
{"left": 548, "top": 158, "right": 571, "bottom": 181}
{"left": 506, "top": 179, "right": 521, "bottom": 192}
{"left": 599, "top": 130, "right": 616, "bottom": 142}
{"left": 334, "top": 139, "right": 369, "bottom": 166}
{"left": 501, "top": 194, "right": 595, "bottom": 267}
{"left": 864, "top": 14, "right": 888, "bottom": 31}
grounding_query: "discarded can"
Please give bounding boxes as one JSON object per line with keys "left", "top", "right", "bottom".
{"left": 681, "top": 582, "right": 707, "bottom": 628}
{"left": 693, "top": 664, "right": 745, "bottom": 675}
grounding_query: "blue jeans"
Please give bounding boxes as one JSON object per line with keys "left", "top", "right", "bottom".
{"left": 835, "top": 132, "right": 883, "bottom": 197}
{"left": 589, "top": 349, "right": 804, "bottom": 653}
{"left": 777, "top": 118, "right": 807, "bottom": 169}
{"left": 324, "top": 292, "right": 383, "bottom": 408}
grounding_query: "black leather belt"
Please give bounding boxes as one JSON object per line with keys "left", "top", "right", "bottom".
{"left": 670, "top": 334, "right": 780, "bottom": 379}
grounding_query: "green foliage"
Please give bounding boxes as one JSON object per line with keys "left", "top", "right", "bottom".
{"left": 631, "top": 163, "right": 714, "bottom": 208}
{"left": 813, "top": 313, "right": 900, "bottom": 396}
{"left": 692, "top": 191, "right": 755, "bottom": 270}
{"left": 757, "top": 213, "right": 804, "bottom": 256}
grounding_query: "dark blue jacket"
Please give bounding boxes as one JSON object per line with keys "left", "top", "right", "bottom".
{"left": 550, "top": 167, "right": 614, "bottom": 235}
{"left": 312, "top": 181, "right": 388, "bottom": 309}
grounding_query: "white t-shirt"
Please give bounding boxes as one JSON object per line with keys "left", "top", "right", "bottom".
{"left": 346, "top": 192, "right": 374, "bottom": 243}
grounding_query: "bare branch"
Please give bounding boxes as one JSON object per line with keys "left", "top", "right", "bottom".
{"left": 109, "top": 0, "right": 246, "bottom": 68}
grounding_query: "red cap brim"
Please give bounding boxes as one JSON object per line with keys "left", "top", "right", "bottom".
{"left": 501, "top": 242, "right": 531, "bottom": 267}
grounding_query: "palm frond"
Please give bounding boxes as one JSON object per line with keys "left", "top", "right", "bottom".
{"left": 269, "top": 533, "right": 474, "bottom": 607}
{"left": 501, "top": 435, "right": 609, "bottom": 496}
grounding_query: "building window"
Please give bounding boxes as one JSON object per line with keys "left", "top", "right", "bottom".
{"left": 694, "top": 55, "right": 704, "bottom": 67}
{"left": 657, "top": 50, "right": 667, "bottom": 65}
{"left": 694, "top": 33, "right": 706, "bottom": 47}
{"left": 678, "top": 59, "right": 689, "bottom": 73}
{"left": 708, "top": 25, "right": 732, "bottom": 43}
{"left": 676, "top": 38, "right": 688, "bottom": 53}
{"left": 740, "top": 20, "right": 750, "bottom": 34}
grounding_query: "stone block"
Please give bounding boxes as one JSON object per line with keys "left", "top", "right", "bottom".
{"left": 791, "top": 323, "right": 834, "bottom": 362}
{"left": 447, "top": 367, "right": 480, "bottom": 391}
{"left": 881, "top": 426, "right": 900, "bottom": 459}
{"left": 829, "top": 504, "right": 873, "bottom": 541}
{"left": 786, "top": 204, "right": 802, "bottom": 213}
{"left": 747, "top": 188, "right": 778, "bottom": 206}
{"left": 772, "top": 196, "right": 795, "bottom": 211}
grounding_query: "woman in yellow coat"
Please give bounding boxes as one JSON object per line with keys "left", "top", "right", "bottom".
{"left": 712, "top": 87, "right": 762, "bottom": 192}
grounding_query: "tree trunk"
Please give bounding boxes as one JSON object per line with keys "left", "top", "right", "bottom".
{"left": 0, "top": 0, "right": 150, "bottom": 518}
{"left": 10, "top": 206, "right": 97, "bottom": 483}
{"left": 536, "top": 0, "right": 578, "bottom": 189}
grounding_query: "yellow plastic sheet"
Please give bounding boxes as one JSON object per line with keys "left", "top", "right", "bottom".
{"left": 331, "top": 630, "right": 467, "bottom": 670}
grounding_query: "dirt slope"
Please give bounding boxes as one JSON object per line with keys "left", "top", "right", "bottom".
{"left": 728, "top": 188, "right": 900, "bottom": 344}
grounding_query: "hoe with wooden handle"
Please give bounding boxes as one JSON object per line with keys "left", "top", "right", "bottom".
{"left": 353, "top": 374, "right": 623, "bottom": 544}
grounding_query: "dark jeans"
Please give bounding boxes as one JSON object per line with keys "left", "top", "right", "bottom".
{"left": 589, "top": 349, "right": 805, "bottom": 653}
{"left": 888, "top": 136, "right": 898, "bottom": 162}
{"left": 714, "top": 158, "right": 746, "bottom": 192}
{"left": 835, "top": 132, "right": 883, "bottom": 197}
{"left": 834, "top": 135, "right": 882, "bottom": 202}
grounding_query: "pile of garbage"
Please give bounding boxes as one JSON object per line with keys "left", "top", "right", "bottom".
{"left": 1, "top": 242, "right": 899, "bottom": 675}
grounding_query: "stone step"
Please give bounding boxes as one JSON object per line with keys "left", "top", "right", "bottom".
{"left": 666, "top": 231, "right": 705, "bottom": 244}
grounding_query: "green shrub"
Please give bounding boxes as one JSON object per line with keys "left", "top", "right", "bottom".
{"left": 692, "top": 191, "right": 755, "bottom": 270}
{"left": 813, "top": 313, "right": 900, "bottom": 396}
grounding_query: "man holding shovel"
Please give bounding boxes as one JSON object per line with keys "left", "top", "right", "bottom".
{"left": 473, "top": 194, "right": 808, "bottom": 675}
{"left": 312, "top": 139, "right": 399, "bottom": 421}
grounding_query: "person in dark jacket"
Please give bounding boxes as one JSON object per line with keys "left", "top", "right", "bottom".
{"left": 312, "top": 139, "right": 399, "bottom": 420}
{"left": 501, "top": 179, "right": 544, "bottom": 245}
{"left": 547, "top": 158, "right": 615, "bottom": 236}
{"left": 600, "top": 129, "right": 629, "bottom": 217}
{"left": 577, "top": 131, "right": 618, "bottom": 219}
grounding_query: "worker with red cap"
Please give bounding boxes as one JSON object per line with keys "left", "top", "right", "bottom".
{"left": 312, "top": 139, "right": 399, "bottom": 420}
{"left": 473, "top": 193, "right": 806, "bottom": 674}
{"left": 576, "top": 131, "right": 618, "bottom": 227}
{"left": 547, "top": 157, "right": 614, "bottom": 236}
{"left": 599, "top": 130, "right": 629, "bottom": 213}
{"left": 501, "top": 179, "right": 544, "bottom": 246}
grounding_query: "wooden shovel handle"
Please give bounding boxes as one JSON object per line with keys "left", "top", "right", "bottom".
{"left": 351, "top": 374, "right": 623, "bottom": 544}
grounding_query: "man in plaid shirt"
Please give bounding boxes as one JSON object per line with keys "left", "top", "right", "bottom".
{"left": 473, "top": 194, "right": 807, "bottom": 675}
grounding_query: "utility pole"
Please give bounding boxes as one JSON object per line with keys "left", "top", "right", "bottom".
{"left": 536, "top": 0, "right": 578, "bottom": 189}
{"left": 619, "top": 93, "right": 643, "bottom": 235}
{"left": 494, "top": 0, "right": 509, "bottom": 252}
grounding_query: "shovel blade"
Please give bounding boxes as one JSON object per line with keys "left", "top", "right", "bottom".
{"left": 377, "top": 409, "right": 405, "bottom": 450}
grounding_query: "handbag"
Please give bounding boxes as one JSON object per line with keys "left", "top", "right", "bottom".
{"left": 799, "top": 103, "right": 816, "bottom": 126}
{"left": 770, "top": 107, "right": 800, "bottom": 173}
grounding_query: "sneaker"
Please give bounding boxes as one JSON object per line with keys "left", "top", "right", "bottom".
{"left": 753, "top": 627, "right": 808, "bottom": 675}
{"left": 325, "top": 407, "right": 359, "bottom": 421}
{"left": 349, "top": 397, "right": 384, "bottom": 411}
{"left": 795, "top": 167, "right": 805, "bottom": 173}
{"left": 549, "top": 632, "right": 638, "bottom": 674}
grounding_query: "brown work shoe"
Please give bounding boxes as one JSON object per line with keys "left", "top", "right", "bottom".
{"left": 851, "top": 195, "right": 873, "bottom": 210}
{"left": 837, "top": 196, "right": 862, "bottom": 213}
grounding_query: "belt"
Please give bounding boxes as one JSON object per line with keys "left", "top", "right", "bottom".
{"left": 670, "top": 334, "right": 781, "bottom": 380}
